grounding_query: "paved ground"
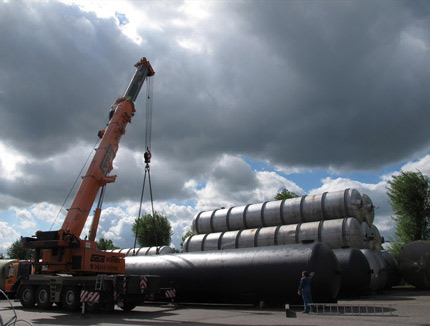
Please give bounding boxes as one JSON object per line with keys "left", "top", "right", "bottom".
{"left": 1, "top": 287, "right": 429, "bottom": 326}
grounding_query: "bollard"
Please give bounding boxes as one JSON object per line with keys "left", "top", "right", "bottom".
{"left": 285, "top": 304, "right": 296, "bottom": 318}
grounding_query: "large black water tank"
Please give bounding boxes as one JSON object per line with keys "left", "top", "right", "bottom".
{"left": 398, "top": 241, "right": 430, "bottom": 289}
{"left": 125, "top": 243, "right": 341, "bottom": 303}
{"left": 333, "top": 248, "right": 371, "bottom": 296}
{"left": 381, "top": 251, "right": 401, "bottom": 289}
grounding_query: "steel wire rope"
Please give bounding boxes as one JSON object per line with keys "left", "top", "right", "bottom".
{"left": 133, "top": 77, "right": 156, "bottom": 254}
{"left": 49, "top": 138, "right": 100, "bottom": 231}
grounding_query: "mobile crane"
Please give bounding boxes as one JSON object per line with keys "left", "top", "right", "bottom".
{"left": 17, "top": 58, "right": 168, "bottom": 312}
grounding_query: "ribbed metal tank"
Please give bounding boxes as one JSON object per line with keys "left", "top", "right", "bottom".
{"left": 360, "top": 249, "right": 385, "bottom": 292}
{"left": 381, "top": 251, "right": 401, "bottom": 289}
{"left": 333, "top": 249, "right": 371, "bottom": 295}
{"left": 105, "top": 246, "right": 172, "bottom": 256}
{"left": 125, "top": 243, "right": 341, "bottom": 303}
{"left": 370, "top": 225, "right": 383, "bottom": 251}
{"left": 398, "top": 241, "right": 430, "bottom": 289}
{"left": 192, "top": 189, "right": 364, "bottom": 234}
{"left": 184, "top": 218, "right": 365, "bottom": 252}
{"left": 361, "top": 194, "right": 375, "bottom": 226}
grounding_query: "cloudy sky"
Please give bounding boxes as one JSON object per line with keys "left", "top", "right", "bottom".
{"left": 0, "top": 0, "right": 429, "bottom": 254}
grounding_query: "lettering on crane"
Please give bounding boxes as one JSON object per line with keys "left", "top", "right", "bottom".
{"left": 100, "top": 145, "right": 115, "bottom": 176}
{"left": 90, "top": 254, "right": 105, "bottom": 263}
{"left": 106, "top": 256, "right": 121, "bottom": 264}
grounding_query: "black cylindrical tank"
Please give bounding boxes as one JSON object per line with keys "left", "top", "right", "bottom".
{"left": 398, "top": 241, "right": 430, "bottom": 289}
{"left": 360, "top": 249, "right": 382, "bottom": 292}
{"left": 381, "top": 251, "right": 401, "bottom": 289}
{"left": 333, "top": 248, "right": 371, "bottom": 296}
{"left": 125, "top": 243, "right": 341, "bottom": 303}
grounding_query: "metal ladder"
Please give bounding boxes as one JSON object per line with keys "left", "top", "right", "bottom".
{"left": 309, "top": 303, "right": 394, "bottom": 315}
{"left": 49, "top": 279, "right": 62, "bottom": 303}
{"left": 95, "top": 274, "right": 107, "bottom": 291}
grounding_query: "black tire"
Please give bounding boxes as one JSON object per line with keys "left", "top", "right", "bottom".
{"left": 19, "top": 285, "right": 36, "bottom": 308}
{"left": 36, "top": 285, "right": 52, "bottom": 309}
{"left": 61, "top": 286, "right": 80, "bottom": 312}
{"left": 120, "top": 301, "right": 137, "bottom": 311}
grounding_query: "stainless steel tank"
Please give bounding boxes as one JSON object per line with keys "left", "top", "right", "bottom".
{"left": 184, "top": 218, "right": 365, "bottom": 252}
{"left": 333, "top": 249, "right": 371, "bottom": 295}
{"left": 125, "top": 243, "right": 341, "bottom": 303}
{"left": 192, "top": 189, "right": 364, "bottom": 234}
{"left": 370, "top": 225, "right": 383, "bottom": 251}
{"left": 361, "top": 194, "right": 375, "bottom": 226}
{"left": 104, "top": 246, "right": 172, "bottom": 256}
{"left": 398, "top": 241, "right": 430, "bottom": 289}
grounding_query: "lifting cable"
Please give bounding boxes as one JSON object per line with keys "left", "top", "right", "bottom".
{"left": 50, "top": 138, "right": 101, "bottom": 231}
{"left": 133, "top": 76, "right": 156, "bottom": 253}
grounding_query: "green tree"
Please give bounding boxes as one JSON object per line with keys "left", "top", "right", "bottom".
{"left": 132, "top": 212, "right": 172, "bottom": 247}
{"left": 180, "top": 229, "right": 195, "bottom": 252}
{"left": 387, "top": 170, "right": 430, "bottom": 254}
{"left": 275, "top": 188, "right": 300, "bottom": 200}
{"left": 7, "top": 240, "right": 32, "bottom": 260}
{"left": 97, "top": 238, "right": 119, "bottom": 250}
{"left": 0, "top": 253, "right": 4, "bottom": 259}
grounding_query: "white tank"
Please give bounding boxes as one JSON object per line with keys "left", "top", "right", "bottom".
{"left": 203, "top": 232, "right": 223, "bottom": 251}
{"left": 275, "top": 224, "right": 298, "bottom": 246}
{"left": 220, "top": 230, "right": 240, "bottom": 250}
{"left": 185, "top": 218, "right": 365, "bottom": 252}
{"left": 320, "top": 218, "right": 365, "bottom": 249}
{"left": 192, "top": 189, "right": 366, "bottom": 234}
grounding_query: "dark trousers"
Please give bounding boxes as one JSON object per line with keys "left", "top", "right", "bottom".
{"left": 302, "top": 289, "right": 314, "bottom": 312}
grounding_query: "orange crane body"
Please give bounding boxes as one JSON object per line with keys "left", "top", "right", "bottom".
{"left": 22, "top": 58, "right": 154, "bottom": 275}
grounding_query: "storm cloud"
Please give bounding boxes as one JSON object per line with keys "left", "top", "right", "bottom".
{"left": 0, "top": 0, "right": 429, "bottom": 250}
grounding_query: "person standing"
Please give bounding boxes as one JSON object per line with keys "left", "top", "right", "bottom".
{"left": 298, "top": 271, "right": 315, "bottom": 313}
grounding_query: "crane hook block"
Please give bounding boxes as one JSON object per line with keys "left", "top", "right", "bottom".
{"left": 144, "top": 150, "right": 152, "bottom": 164}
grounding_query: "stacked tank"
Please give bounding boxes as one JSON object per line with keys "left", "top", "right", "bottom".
{"left": 183, "top": 189, "right": 397, "bottom": 295}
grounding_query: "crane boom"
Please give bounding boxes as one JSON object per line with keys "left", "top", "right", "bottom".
{"left": 22, "top": 58, "right": 155, "bottom": 275}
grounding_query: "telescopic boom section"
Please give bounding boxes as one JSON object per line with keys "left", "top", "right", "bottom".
{"left": 61, "top": 58, "right": 154, "bottom": 238}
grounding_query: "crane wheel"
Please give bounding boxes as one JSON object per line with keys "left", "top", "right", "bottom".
{"left": 19, "top": 285, "right": 36, "bottom": 308}
{"left": 61, "top": 286, "right": 80, "bottom": 311}
{"left": 36, "top": 285, "right": 53, "bottom": 309}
